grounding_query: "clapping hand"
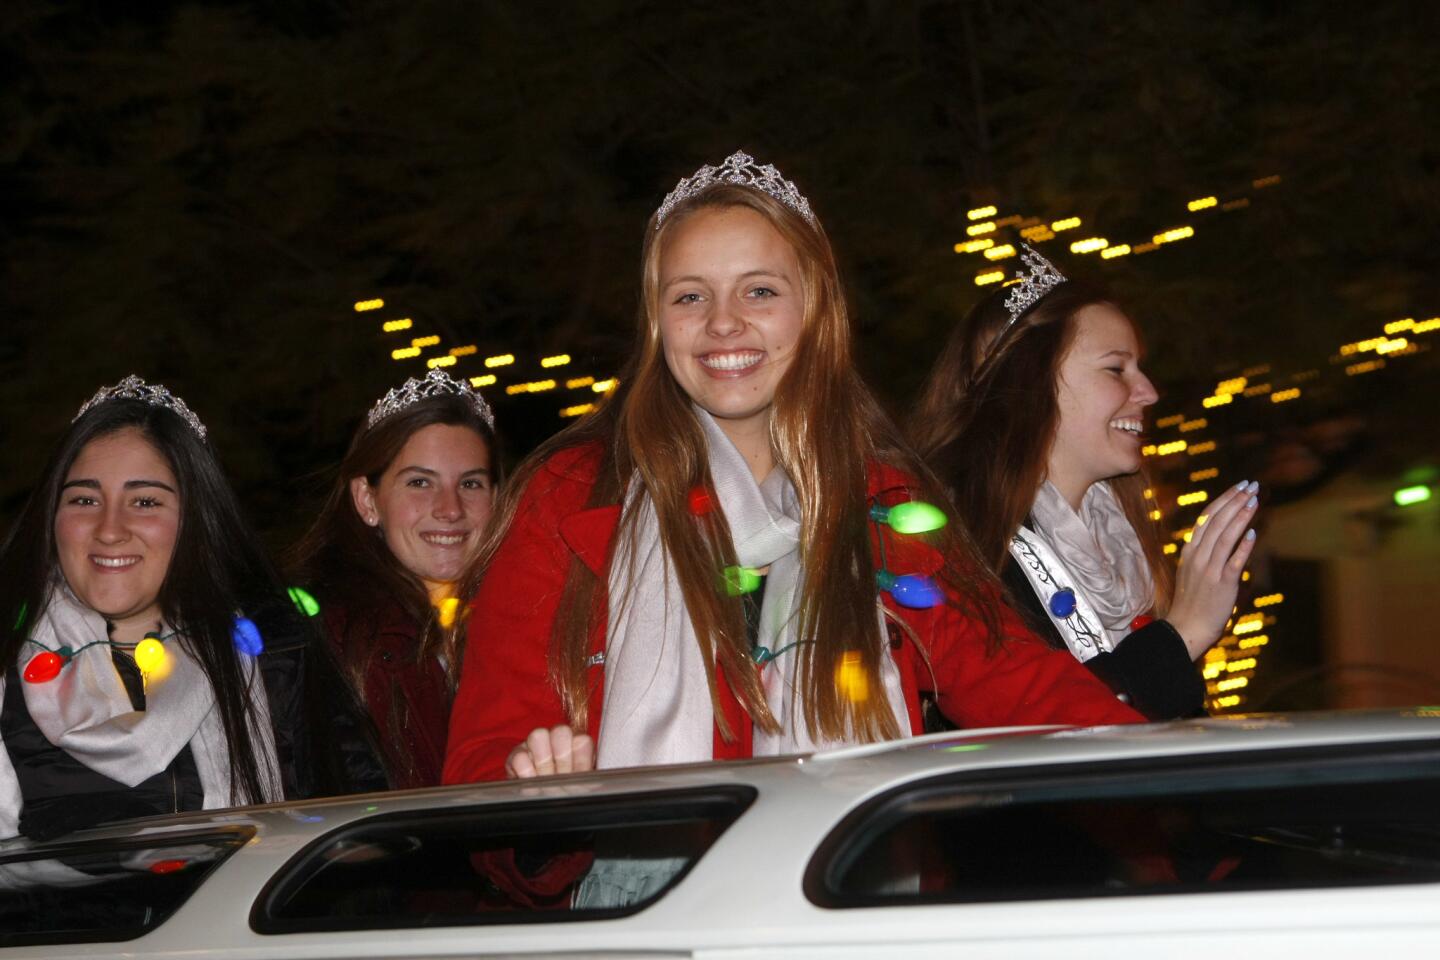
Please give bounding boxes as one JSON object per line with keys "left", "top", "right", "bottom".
{"left": 1166, "top": 479, "right": 1260, "bottom": 660}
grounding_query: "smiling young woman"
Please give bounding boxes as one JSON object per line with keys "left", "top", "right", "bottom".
{"left": 288, "top": 371, "right": 499, "bottom": 789}
{"left": 912, "top": 250, "right": 1261, "bottom": 720}
{"left": 53, "top": 428, "right": 181, "bottom": 644}
{"left": 443, "top": 152, "right": 1142, "bottom": 789}
{"left": 0, "top": 377, "right": 376, "bottom": 841}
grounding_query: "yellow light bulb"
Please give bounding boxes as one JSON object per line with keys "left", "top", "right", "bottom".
{"left": 135, "top": 637, "right": 166, "bottom": 674}
{"left": 835, "top": 651, "right": 869, "bottom": 703}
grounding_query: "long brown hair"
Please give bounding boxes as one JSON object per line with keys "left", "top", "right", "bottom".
{"left": 912, "top": 280, "right": 1174, "bottom": 612}
{"left": 288, "top": 396, "right": 501, "bottom": 689}
{"left": 459, "top": 182, "right": 1001, "bottom": 745}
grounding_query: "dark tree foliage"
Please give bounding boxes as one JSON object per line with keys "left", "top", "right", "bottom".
{"left": 2, "top": 1, "right": 1437, "bottom": 536}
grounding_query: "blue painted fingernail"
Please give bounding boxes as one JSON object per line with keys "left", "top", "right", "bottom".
{"left": 1235, "top": 479, "right": 1249, "bottom": 490}
{"left": 1248, "top": 481, "right": 1260, "bottom": 493}
{"left": 1246, "top": 495, "right": 1258, "bottom": 509}
{"left": 1245, "top": 528, "right": 1256, "bottom": 540}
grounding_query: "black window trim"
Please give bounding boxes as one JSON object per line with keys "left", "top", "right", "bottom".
{"left": 251, "top": 784, "right": 757, "bottom": 935}
{"left": 0, "top": 826, "right": 256, "bottom": 948}
{"left": 805, "top": 738, "right": 1440, "bottom": 909}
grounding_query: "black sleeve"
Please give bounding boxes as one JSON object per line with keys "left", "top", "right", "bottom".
{"left": 254, "top": 598, "right": 389, "bottom": 798}
{"left": 1000, "top": 558, "right": 1206, "bottom": 721}
{"left": 1082, "top": 620, "right": 1208, "bottom": 721}
{"left": 258, "top": 639, "right": 307, "bottom": 799}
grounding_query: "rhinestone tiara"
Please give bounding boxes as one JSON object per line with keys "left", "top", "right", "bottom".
{"left": 1000, "top": 243, "right": 1068, "bottom": 331}
{"left": 654, "top": 150, "right": 817, "bottom": 229}
{"left": 73, "top": 375, "right": 208, "bottom": 440}
{"left": 365, "top": 369, "right": 496, "bottom": 432}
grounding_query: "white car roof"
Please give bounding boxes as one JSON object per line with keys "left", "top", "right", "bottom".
{"left": 3, "top": 708, "right": 1439, "bottom": 960}
{"left": 6, "top": 708, "right": 1439, "bottom": 852}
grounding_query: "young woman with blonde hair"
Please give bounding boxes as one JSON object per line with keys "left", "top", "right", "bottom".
{"left": 444, "top": 152, "right": 1141, "bottom": 785}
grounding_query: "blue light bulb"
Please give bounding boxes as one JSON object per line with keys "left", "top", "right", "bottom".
{"left": 887, "top": 574, "right": 944, "bottom": 609}
{"left": 232, "top": 616, "right": 264, "bottom": 656}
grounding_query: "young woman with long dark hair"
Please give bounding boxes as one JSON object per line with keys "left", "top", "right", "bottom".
{"left": 0, "top": 377, "right": 369, "bottom": 841}
{"left": 289, "top": 370, "right": 498, "bottom": 788}
{"left": 912, "top": 249, "right": 1259, "bottom": 719}
{"left": 444, "top": 152, "right": 1141, "bottom": 785}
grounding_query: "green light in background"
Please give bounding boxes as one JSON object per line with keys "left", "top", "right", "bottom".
{"left": 943, "top": 744, "right": 989, "bottom": 753}
{"left": 1395, "top": 485, "right": 1432, "bottom": 507}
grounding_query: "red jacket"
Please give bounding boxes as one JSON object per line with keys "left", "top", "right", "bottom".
{"left": 444, "top": 445, "right": 1142, "bottom": 784}
{"left": 322, "top": 601, "right": 450, "bottom": 790}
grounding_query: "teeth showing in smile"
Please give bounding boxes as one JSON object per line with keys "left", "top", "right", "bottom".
{"left": 1110, "top": 418, "right": 1143, "bottom": 435}
{"left": 92, "top": 556, "right": 139, "bottom": 569}
{"left": 700, "top": 351, "right": 764, "bottom": 372}
{"left": 422, "top": 533, "right": 466, "bottom": 546}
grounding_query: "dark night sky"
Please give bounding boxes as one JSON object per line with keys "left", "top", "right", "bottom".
{"left": 3, "top": 0, "right": 1438, "bottom": 540}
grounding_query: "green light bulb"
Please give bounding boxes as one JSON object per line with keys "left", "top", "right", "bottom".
{"left": 872, "top": 501, "right": 947, "bottom": 534}
{"left": 288, "top": 587, "right": 321, "bottom": 617}
{"left": 721, "top": 566, "right": 762, "bottom": 596}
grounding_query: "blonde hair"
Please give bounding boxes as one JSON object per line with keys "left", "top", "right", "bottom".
{"left": 460, "top": 182, "right": 1001, "bottom": 744}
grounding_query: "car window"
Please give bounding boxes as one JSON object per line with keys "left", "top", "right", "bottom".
{"left": 254, "top": 785, "right": 755, "bottom": 933}
{"left": 808, "top": 742, "right": 1440, "bottom": 907}
{"left": 0, "top": 829, "right": 253, "bottom": 947}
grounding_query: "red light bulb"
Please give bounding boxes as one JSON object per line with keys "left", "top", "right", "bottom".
{"left": 23, "top": 651, "right": 64, "bottom": 684}
{"left": 688, "top": 486, "right": 716, "bottom": 516}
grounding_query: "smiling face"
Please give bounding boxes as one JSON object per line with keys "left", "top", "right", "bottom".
{"left": 1046, "top": 304, "right": 1159, "bottom": 509}
{"left": 657, "top": 205, "right": 805, "bottom": 453}
{"left": 54, "top": 427, "right": 181, "bottom": 640}
{"left": 350, "top": 422, "right": 494, "bottom": 595}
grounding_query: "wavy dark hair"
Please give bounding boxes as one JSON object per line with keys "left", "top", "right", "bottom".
{"left": 287, "top": 395, "right": 499, "bottom": 781}
{"left": 0, "top": 398, "right": 293, "bottom": 805}
{"left": 911, "top": 279, "right": 1173, "bottom": 613}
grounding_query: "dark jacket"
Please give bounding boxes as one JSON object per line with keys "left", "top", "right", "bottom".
{"left": 320, "top": 600, "right": 450, "bottom": 790}
{"left": 2, "top": 596, "right": 384, "bottom": 841}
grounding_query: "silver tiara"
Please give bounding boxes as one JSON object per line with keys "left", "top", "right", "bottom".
{"left": 366, "top": 369, "right": 496, "bottom": 432}
{"left": 73, "top": 375, "right": 208, "bottom": 440}
{"left": 1000, "top": 243, "right": 1068, "bottom": 330}
{"left": 654, "top": 150, "right": 817, "bottom": 229}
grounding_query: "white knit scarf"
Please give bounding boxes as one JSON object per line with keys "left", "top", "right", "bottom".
{"left": 1009, "top": 480, "right": 1154, "bottom": 660}
{"left": 0, "top": 588, "right": 281, "bottom": 839}
{"left": 596, "top": 409, "right": 909, "bottom": 768}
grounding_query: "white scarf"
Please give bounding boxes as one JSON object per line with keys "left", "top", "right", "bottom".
{"left": 1008, "top": 481, "right": 1154, "bottom": 660}
{"left": 597, "top": 409, "right": 909, "bottom": 768}
{"left": 0, "top": 588, "right": 281, "bottom": 839}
